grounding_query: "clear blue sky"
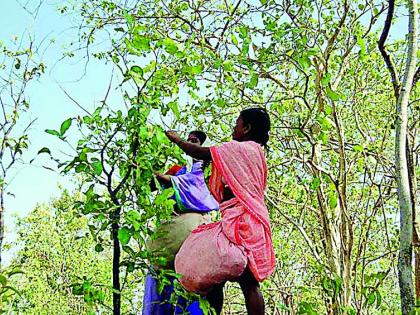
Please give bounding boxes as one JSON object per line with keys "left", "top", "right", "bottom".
{"left": 0, "top": 0, "right": 410, "bottom": 264}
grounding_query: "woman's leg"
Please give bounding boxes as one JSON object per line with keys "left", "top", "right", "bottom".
{"left": 206, "top": 282, "right": 225, "bottom": 314}
{"left": 238, "top": 268, "right": 265, "bottom": 315}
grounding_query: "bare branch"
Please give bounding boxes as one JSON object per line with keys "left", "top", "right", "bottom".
{"left": 378, "top": 0, "right": 400, "bottom": 97}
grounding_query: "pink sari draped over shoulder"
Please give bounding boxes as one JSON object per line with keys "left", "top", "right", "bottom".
{"left": 174, "top": 141, "right": 276, "bottom": 294}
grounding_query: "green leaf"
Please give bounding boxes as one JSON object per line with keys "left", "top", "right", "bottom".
{"left": 76, "top": 163, "right": 86, "bottom": 173}
{"left": 357, "top": 35, "right": 367, "bottom": 60}
{"left": 91, "top": 160, "right": 103, "bottom": 176}
{"left": 248, "top": 73, "right": 259, "bottom": 89}
{"left": 118, "top": 227, "right": 131, "bottom": 245}
{"left": 37, "top": 147, "right": 51, "bottom": 155}
{"left": 321, "top": 73, "right": 331, "bottom": 87}
{"left": 190, "top": 65, "right": 203, "bottom": 75}
{"left": 326, "top": 87, "right": 340, "bottom": 101}
{"left": 223, "top": 60, "right": 234, "bottom": 72}
{"left": 139, "top": 127, "right": 149, "bottom": 139}
{"left": 319, "top": 132, "right": 329, "bottom": 144}
{"left": 353, "top": 144, "right": 364, "bottom": 152}
{"left": 162, "top": 38, "right": 178, "bottom": 54}
{"left": 367, "top": 291, "right": 376, "bottom": 305}
{"left": 168, "top": 102, "right": 180, "bottom": 119}
{"left": 297, "top": 55, "right": 311, "bottom": 69}
{"left": 310, "top": 177, "right": 321, "bottom": 190}
{"left": 376, "top": 291, "right": 382, "bottom": 308}
{"left": 130, "top": 65, "right": 143, "bottom": 76}
{"left": 239, "top": 25, "right": 248, "bottom": 39}
{"left": 126, "top": 261, "right": 135, "bottom": 273}
{"left": 60, "top": 118, "right": 72, "bottom": 136}
{"left": 123, "top": 245, "right": 136, "bottom": 257}
{"left": 133, "top": 34, "right": 150, "bottom": 52}
{"left": 0, "top": 275, "right": 7, "bottom": 286}
{"left": 45, "top": 129, "right": 61, "bottom": 137}
{"left": 79, "top": 152, "right": 87, "bottom": 162}
{"left": 72, "top": 284, "right": 83, "bottom": 295}
{"left": 94, "top": 244, "right": 104, "bottom": 252}
{"left": 231, "top": 34, "right": 239, "bottom": 45}
{"left": 333, "top": 275, "right": 343, "bottom": 295}
{"left": 199, "top": 298, "right": 210, "bottom": 314}
{"left": 123, "top": 12, "right": 134, "bottom": 27}
{"left": 321, "top": 277, "right": 332, "bottom": 293}
{"left": 325, "top": 105, "right": 332, "bottom": 115}
{"left": 329, "top": 192, "right": 338, "bottom": 208}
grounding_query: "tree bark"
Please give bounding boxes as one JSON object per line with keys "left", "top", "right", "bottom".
{"left": 112, "top": 205, "right": 121, "bottom": 315}
{"left": 408, "top": 134, "right": 420, "bottom": 299}
{"left": 395, "top": 0, "right": 418, "bottom": 313}
{"left": 0, "top": 193, "right": 3, "bottom": 268}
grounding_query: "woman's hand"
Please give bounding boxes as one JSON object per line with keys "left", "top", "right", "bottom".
{"left": 165, "top": 130, "right": 182, "bottom": 144}
{"left": 154, "top": 172, "right": 171, "bottom": 185}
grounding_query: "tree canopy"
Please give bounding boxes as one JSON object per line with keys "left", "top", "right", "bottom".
{"left": 0, "top": 0, "right": 419, "bottom": 314}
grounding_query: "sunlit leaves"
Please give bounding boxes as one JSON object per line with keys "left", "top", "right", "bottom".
{"left": 132, "top": 34, "right": 150, "bottom": 52}
{"left": 43, "top": 0, "right": 412, "bottom": 312}
{"left": 37, "top": 147, "right": 51, "bottom": 155}
{"left": 321, "top": 73, "right": 332, "bottom": 87}
{"left": 72, "top": 279, "right": 106, "bottom": 305}
{"left": 223, "top": 60, "right": 234, "bottom": 72}
{"left": 326, "top": 87, "right": 341, "bottom": 101}
{"left": 45, "top": 118, "right": 73, "bottom": 139}
{"left": 45, "top": 129, "right": 61, "bottom": 137}
{"left": 60, "top": 118, "right": 73, "bottom": 135}
{"left": 90, "top": 159, "right": 102, "bottom": 176}
{"left": 117, "top": 227, "right": 131, "bottom": 246}
{"left": 162, "top": 37, "right": 178, "bottom": 54}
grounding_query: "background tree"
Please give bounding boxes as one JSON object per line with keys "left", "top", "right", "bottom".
{"left": 0, "top": 37, "right": 45, "bottom": 266}
{"left": 3, "top": 0, "right": 418, "bottom": 314}
{"left": 44, "top": 101, "right": 187, "bottom": 314}
{"left": 10, "top": 191, "right": 114, "bottom": 314}
{"left": 55, "top": 0, "right": 415, "bottom": 313}
{"left": 378, "top": 0, "right": 418, "bottom": 313}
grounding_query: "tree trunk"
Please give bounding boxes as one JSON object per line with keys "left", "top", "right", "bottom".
{"left": 395, "top": 0, "right": 418, "bottom": 313}
{"left": 408, "top": 134, "right": 420, "bottom": 299}
{"left": 112, "top": 207, "right": 121, "bottom": 315}
{"left": 0, "top": 191, "right": 3, "bottom": 268}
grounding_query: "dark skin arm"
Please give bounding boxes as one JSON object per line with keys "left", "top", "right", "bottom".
{"left": 155, "top": 173, "right": 171, "bottom": 185}
{"left": 150, "top": 174, "right": 170, "bottom": 191}
{"left": 150, "top": 173, "right": 171, "bottom": 192}
{"left": 165, "top": 131, "right": 212, "bottom": 161}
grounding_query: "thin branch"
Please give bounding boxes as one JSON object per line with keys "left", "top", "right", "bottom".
{"left": 378, "top": 0, "right": 400, "bottom": 97}
{"left": 266, "top": 193, "right": 323, "bottom": 263}
{"left": 57, "top": 83, "right": 92, "bottom": 116}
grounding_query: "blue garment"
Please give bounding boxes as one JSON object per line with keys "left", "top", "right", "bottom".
{"left": 142, "top": 273, "right": 204, "bottom": 315}
{"left": 171, "top": 162, "right": 219, "bottom": 213}
{"left": 142, "top": 162, "right": 216, "bottom": 314}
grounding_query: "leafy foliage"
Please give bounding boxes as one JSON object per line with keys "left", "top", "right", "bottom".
{"left": 4, "top": 0, "right": 420, "bottom": 314}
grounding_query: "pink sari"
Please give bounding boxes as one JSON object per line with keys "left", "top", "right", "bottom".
{"left": 174, "top": 141, "right": 275, "bottom": 294}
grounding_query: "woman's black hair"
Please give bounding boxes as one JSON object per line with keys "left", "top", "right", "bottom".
{"left": 240, "top": 107, "right": 270, "bottom": 146}
{"left": 189, "top": 130, "right": 207, "bottom": 145}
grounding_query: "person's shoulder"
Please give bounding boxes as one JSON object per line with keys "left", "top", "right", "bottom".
{"left": 233, "top": 140, "right": 261, "bottom": 150}
{"left": 217, "top": 140, "right": 261, "bottom": 153}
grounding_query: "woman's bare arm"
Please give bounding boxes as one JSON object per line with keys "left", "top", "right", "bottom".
{"left": 155, "top": 173, "right": 172, "bottom": 186}
{"left": 166, "top": 131, "right": 212, "bottom": 161}
{"left": 177, "top": 140, "right": 212, "bottom": 160}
